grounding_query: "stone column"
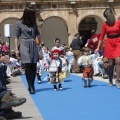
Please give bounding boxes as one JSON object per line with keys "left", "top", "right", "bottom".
{"left": 67, "top": 9, "right": 78, "bottom": 45}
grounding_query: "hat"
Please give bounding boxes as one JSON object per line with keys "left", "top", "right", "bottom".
{"left": 51, "top": 49, "right": 60, "bottom": 60}
{"left": 52, "top": 49, "right": 60, "bottom": 54}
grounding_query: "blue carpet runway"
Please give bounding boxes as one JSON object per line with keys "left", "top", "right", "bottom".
{"left": 21, "top": 73, "right": 120, "bottom": 120}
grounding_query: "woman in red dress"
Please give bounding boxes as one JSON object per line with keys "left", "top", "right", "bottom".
{"left": 95, "top": 8, "right": 120, "bottom": 88}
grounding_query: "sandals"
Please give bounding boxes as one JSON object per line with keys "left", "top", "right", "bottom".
{"left": 115, "top": 80, "right": 120, "bottom": 89}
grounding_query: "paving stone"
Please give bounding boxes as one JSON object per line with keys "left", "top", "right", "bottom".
{"left": 7, "top": 76, "right": 44, "bottom": 120}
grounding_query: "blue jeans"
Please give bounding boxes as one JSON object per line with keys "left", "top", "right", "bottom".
{"left": 98, "top": 61, "right": 106, "bottom": 75}
{"left": 99, "top": 50, "right": 104, "bottom": 56}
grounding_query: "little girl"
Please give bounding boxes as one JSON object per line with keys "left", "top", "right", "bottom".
{"left": 48, "top": 49, "right": 65, "bottom": 91}
{"left": 65, "top": 46, "right": 74, "bottom": 73}
{"left": 78, "top": 47, "right": 94, "bottom": 87}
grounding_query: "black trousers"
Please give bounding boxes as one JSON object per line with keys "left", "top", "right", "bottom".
{"left": 25, "top": 63, "right": 37, "bottom": 90}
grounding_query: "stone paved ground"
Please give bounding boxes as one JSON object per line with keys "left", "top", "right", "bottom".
{"left": 7, "top": 76, "right": 43, "bottom": 120}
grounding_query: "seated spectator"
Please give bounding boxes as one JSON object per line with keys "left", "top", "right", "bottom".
{"left": 97, "top": 56, "right": 108, "bottom": 79}
{"left": 87, "top": 30, "right": 105, "bottom": 56}
{"left": 10, "top": 51, "right": 24, "bottom": 77}
{"left": 0, "top": 43, "right": 3, "bottom": 56}
{"left": 2, "top": 42, "right": 9, "bottom": 55}
{"left": 0, "top": 55, "right": 26, "bottom": 120}
{"left": 91, "top": 53, "right": 100, "bottom": 76}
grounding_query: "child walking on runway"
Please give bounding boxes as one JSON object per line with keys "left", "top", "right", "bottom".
{"left": 78, "top": 47, "right": 94, "bottom": 87}
{"left": 48, "top": 49, "right": 65, "bottom": 91}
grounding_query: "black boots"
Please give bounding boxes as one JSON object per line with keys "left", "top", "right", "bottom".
{"left": 25, "top": 63, "right": 36, "bottom": 94}
{"left": 28, "top": 83, "right": 35, "bottom": 94}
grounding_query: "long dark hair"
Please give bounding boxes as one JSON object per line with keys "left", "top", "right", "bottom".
{"left": 21, "top": 6, "right": 36, "bottom": 27}
{"left": 103, "top": 8, "right": 115, "bottom": 26}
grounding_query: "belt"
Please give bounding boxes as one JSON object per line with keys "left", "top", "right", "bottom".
{"left": 107, "top": 34, "right": 120, "bottom": 39}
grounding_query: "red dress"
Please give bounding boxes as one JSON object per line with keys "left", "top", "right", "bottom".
{"left": 99, "top": 20, "right": 120, "bottom": 58}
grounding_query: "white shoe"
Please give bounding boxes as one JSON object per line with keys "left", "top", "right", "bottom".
{"left": 38, "top": 80, "right": 41, "bottom": 84}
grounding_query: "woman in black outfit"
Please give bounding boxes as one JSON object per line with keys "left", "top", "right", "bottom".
{"left": 15, "top": 6, "right": 43, "bottom": 94}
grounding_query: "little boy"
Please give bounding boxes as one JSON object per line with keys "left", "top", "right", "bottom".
{"left": 78, "top": 47, "right": 94, "bottom": 87}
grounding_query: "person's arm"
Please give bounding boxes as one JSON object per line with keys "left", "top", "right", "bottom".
{"left": 95, "top": 23, "right": 106, "bottom": 53}
{"left": 15, "top": 22, "right": 21, "bottom": 56}
{"left": 87, "top": 39, "right": 94, "bottom": 49}
{"left": 35, "top": 25, "right": 43, "bottom": 44}
{"left": 15, "top": 37, "right": 19, "bottom": 51}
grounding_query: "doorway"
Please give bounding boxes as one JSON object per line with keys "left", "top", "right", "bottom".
{"left": 79, "top": 16, "right": 102, "bottom": 48}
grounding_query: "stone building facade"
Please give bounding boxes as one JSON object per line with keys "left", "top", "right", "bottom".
{"left": 0, "top": 0, "right": 120, "bottom": 49}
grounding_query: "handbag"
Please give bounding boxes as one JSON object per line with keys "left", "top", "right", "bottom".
{"left": 35, "top": 37, "right": 40, "bottom": 45}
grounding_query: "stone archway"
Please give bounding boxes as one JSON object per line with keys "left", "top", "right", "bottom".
{"left": 41, "top": 16, "right": 69, "bottom": 50}
{"left": 0, "top": 18, "right": 19, "bottom": 50}
{"left": 77, "top": 13, "right": 104, "bottom": 47}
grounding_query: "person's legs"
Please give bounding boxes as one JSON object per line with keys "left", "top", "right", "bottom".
{"left": 0, "top": 66, "right": 26, "bottom": 109}
{"left": 108, "top": 59, "right": 115, "bottom": 86}
{"left": 0, "top": 91, "right": 26, "bottom": 109}
{"left": 93, "top": 60, "right": 100, "bottom": 75}
{"left": 31, "top": 63, "right": 37, "bottom": 91}
{"left": 98, "top": 61, "right": 108, "bottom": 79}
{"left": 58, "top": 84, "right": 62, "bottom": 90}
{"left": 73, "top": 50, "right": 80, "bottom": 73}
{"left": 0, "top": 109, "right": 6, "bottom": 120}
{"left": 0, "top": 66, "right": 7, "bottom": 99}
{"left": 0, "top": 65, "right": 26, "bottom": 119}
{"left": 25, "top": 63, "right": 37, "bottom": 94}
{"left": 115, "top": 57, "right": 120, "bottom": 88}
{"left": 82, "top": 68, "right": 88, "bottom": 88}
{"left": 36, "top": 62, "right": 42, "bottom": 84}
{"left": 99, "top": 50, "right": 104, "bottom": 56}
{"left": 88, "top": 67, "right": 94, "bottom": 87}
{"left": 98, "top": 61, "right": 105, "bottom": 76}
